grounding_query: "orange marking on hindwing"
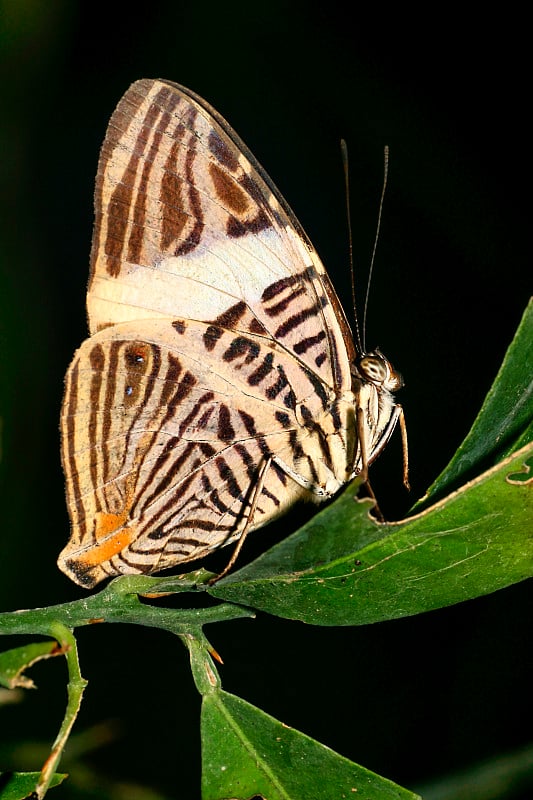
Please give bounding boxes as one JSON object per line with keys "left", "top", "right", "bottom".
{"left": 78, "top": 475, "right": 138, "bottom": 567}
{"left": 95, "top": 508, "right": 130, "bottom": 541}
{"left": 77, "top": 513, "right": 134, "bottom": 567}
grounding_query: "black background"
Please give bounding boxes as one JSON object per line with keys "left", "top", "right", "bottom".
{"left": 0, "top": 2, "right": 531, "bottom": 798}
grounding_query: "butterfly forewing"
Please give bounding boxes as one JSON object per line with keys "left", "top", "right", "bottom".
{"left": 59, "top": 78, "right": 403, "bottom": 588}
{"left": 88, "top": 79, "right": 354, "bottom": 386}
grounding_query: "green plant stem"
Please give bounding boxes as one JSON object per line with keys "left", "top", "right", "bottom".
{"left": 0, "top": 575, "right": 253, "bottom": 797}
{"left": 34, "top": 623, "right": 87, "bottom": 800}
{"left": 182, "top": 629, "right": 223, "bottom": 696}
{"left": 0, "top": 573, "right": 254, "bottom": 638}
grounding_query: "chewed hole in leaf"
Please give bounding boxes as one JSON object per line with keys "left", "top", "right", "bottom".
{"left": 506, "top": 455, "right": 533, "bottom": 485}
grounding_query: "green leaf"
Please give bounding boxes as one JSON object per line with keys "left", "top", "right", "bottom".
{"left": 415, "top": 741, "right": 533, "bottom": 800}
{"left": 414, "top": 297, "right": 533, "bottom": 509}
{"left": 0, "top": 771, "right": 66, "bottom": 800}
{"left": 210, "top": 443, "right": 533, "bottom": 625}
{"left": 201, "top": 690, "right": 420, "bottom": 800}
{"left": 0, "top": 642, "right": 61, "bottom": 689}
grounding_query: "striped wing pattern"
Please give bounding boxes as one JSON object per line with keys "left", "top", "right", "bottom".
{"left": 87, "top": 79, "right": 354, "bottom": 386}
{"left": 59, "top": 79, "right": 402, "bottom": 588}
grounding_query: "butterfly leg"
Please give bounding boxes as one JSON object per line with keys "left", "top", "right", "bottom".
{"left": 398, "top": 405, "right": 410, "bottom": 490}
{"left": 355, "top": 403, "right": 371, "bottom": 484}
{"left": 208, "top": 456, "right": 273, "bottom": 585}
{"left": 356, "top": 399, "right": 410, "bottom": 520}
{"left": 360, "top": 401, "right": 410, "bottom": 491}
{"left": 354, "top": 404, "right": 382, "bottom": 519}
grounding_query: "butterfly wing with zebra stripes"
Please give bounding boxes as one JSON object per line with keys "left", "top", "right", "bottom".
{"left": 59, "top": 79, "right": 403, "bottom": 588}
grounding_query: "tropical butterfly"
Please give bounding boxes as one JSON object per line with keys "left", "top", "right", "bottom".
{"left": 58, "top": 78, "right": 407, "bottom": 588}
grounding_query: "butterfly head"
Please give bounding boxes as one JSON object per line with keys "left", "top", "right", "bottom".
{"left": 354, "top": 349, "right": 403, "bottom": 393}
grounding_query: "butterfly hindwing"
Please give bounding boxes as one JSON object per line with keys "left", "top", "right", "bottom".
{"left": 59, "top": 317, "right": 355, "bottom": 587}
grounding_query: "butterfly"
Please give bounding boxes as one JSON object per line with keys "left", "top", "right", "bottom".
{"left": 58, "top": 78, "right": 407, "bottom": 588}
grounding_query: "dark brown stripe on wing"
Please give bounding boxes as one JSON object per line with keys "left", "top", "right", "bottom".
{"left": 87, "top": 344, "right": 105, "bottom": 510}
{"left": 288, "top": 430, "right": 305, "bottom": 460}
{"left": 272, "top": 460, "right": 288, "bottom": 486}
{"left": 63, "top": 360, "right": 85, "bottom": 537}
{"left": 140, "top": 440, "right": 196, "bottom": 513}
{"left": 329, "top": 397, "right": 343, "bottom": 432}
{"left": 274, "top": 302, "right": 326, "bottom": 339}
{"left": 301, "top": 366, "right": 329, "bottom": 410}
{"left": 101, "top": 342, "right": 121, "bottom": 486}
{"left": 248, "top": 317, "right": 268, "bottom": 335}
{"left": 203, "top": 325, "right": 223, "bottom": 351}
{"left": 264, "top": 285, "right": 306, "bottom": 317}
{"left": 306, "top": 455, "right": 320, "bottom": 485}
{"left": 174, "top": 122, "right": 204, "bottom": 255}
{"left": 223, "top": 336, "right": 260, "bottom": 364}
{"left": 215, "top": 456, "right": 242, "bottom": 499}
{"left": 217, "top": 404, "right": 235, "bottom": 442}
{"left": 127, "top": 89, "right": 182, "bottom": 264}
{"left": 328, "top": 332, "right": 345, "bottom": 388}
{"left": 208, "top": 128, "right": 272, "bottom": 236}
{"left": 260, "top": 485, "right": 281, "bottom": 506}
{"left": 248, "top": 352, "right": 274, "bottom": 386}
{"left": 176, "top": 387, "right": 213, "bottom": 437}
{"left": 275, "top": 411, "right": 291, "bottom": 428}
{"left": 160, "top": 353, "right": 183, "bottom": 403}
{"left": 208, "top": 129, "right": 239, "bottom": 171}
{"left": 137, "top": 466, "right": 199, "bottom": 537}
{"left": 262, "top": 274, "right": 301, "bottom": 302}
{"left": 234, "top": 443, "right": 280, "bottom": 512}
{"left": 174, "top": 519, "right": 218, "bottom": 531}
{"left": 234, "top": 442, "right": 258, "bottom": 482}
{"left": 262, "top": 267, "right": 318, "bottom": 302}
{"left": 238, "top": 408, "right": 259, "bottom": 437}
{"left": 212, "top": 301, "right": 247, "bottom": 330}
{"left": 265, "top": 364, "right": 289, "bottom": 399}
{"left": 131, "top": 374, "right": 202, "bottom": 514}
{"left": 201, "top": 472, "right": 238, "bottom": 517}
{"left": 103, "top": 109, "right": 157, "bottom": 275}
{"left": 160, "top": 135, "right": 192, "bottom": 252}
{"left": 118, "top": 342, "right": 163, "bottom": 478}
{"left": 209, "top": 162, "right": 249, "bottom": 214}
{"left": 237, "top": 409, "right": 275, "bottom": 463}
{"left": 226, "top": 207, "right": 270, "bottom": 238}
{"left": 293, "top": 330, "right": 327, "bottom": 354}
{"left": 299, "top": 405, "right": 334, "bottom": 469}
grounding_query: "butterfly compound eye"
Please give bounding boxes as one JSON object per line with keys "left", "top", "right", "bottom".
{"left": 359, "top": 354, "right": 388, "bottom": 384}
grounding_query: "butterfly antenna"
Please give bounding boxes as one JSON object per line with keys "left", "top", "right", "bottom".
{"left": 341, "top": 139, "right": 363, "bottom": 354}
{"left": 363, "top": 145, "right": 389, "bottom": 353}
